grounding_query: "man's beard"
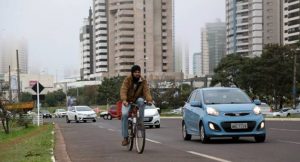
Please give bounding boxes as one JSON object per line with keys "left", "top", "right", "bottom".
{"left": 132, "top": 75, "right": 140, "bottom": 83}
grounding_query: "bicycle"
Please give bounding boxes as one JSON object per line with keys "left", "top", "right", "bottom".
{"left": 126, "top": 103, "right": 146, "bottom": 154}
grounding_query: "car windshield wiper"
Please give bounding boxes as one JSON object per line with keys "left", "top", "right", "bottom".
{"left": 205, "top": 102, "right": 221, "bottom": 105}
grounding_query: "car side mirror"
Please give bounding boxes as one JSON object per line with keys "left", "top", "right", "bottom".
{"left": 190, "top": 101, "right": 202, "bottom": 108}
{"left": 253, "top": 99, "right": 261, "bottom": 105}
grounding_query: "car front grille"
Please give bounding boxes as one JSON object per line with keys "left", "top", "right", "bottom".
{"left": 144, "top": 117, "right": 153, "bottom": 122}
{"left": 224, "top": 112, "right": 250, "bottom": 117}
{"left": 221, "top": 121, "right": 256, "bottom": 132}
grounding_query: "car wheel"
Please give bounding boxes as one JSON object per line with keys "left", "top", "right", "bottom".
{"left": 93, "top": 119, "right": 96, "bottom": 122}
{"left": 75, "top": 116, "right": 79, "bottom": 123}
{"left": 66, "top": 116, "right": 70, "bottom": 123}
{"left": 155, "top": 124, "right": 160, "bottom": 128}
{"left": 287, "top": 113, "right": 291, "bottom": 117}
{"left": 108, "top": 114, "right": 112, "bottom": 120}
{"left": 199, "top": 123, "right": 209, "bottom": 143}
{"left": 182, "top": 121, "right": 191, "bottom": 140}
{"left": 103, "top": 115, "right": 108, "bottom": 120}
{"left": 254, "top": 135, "right": 266, "bottom": 143}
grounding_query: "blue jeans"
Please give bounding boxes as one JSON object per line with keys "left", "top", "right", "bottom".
{"left": 121, "top": 98, "right": 145, "bottom": 138}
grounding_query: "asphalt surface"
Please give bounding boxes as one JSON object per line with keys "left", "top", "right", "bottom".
{"left": 51, "top": 117, "right": 300, "bottom": 162}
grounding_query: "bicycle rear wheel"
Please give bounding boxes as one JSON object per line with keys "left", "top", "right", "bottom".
{"left": 127, "top": 120, "right": 134, "bottom": 151}
{"left": 135, "top": 122, "right": 145, "bottom": 154}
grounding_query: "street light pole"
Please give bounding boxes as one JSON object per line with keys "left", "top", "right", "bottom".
{"left": 293, "top": 50, "right": 297, "bottom": 108}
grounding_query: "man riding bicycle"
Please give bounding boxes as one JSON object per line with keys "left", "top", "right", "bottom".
{"left": 120, "top": 65, "right": 153, "bottom": 146}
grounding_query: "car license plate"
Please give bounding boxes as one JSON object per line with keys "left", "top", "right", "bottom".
{"left": 231, "top": 123, "right": 248, "bottom": 129}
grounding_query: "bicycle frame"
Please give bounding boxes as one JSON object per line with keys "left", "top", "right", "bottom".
{"left": 127, "top": 103, "right": 145, "bottom": 154}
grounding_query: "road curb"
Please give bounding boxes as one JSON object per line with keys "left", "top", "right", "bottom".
{"left": 54, "top": 124, "right": 72, "bottom": 162}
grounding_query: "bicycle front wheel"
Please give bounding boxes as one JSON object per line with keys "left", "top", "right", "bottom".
{"left": 135, "top": 124, "right": 145, "bottom": 154}
{"left": 127, "top": 120, "right": 134, "bottom": 151}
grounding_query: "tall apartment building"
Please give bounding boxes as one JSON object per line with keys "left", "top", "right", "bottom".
{"left": 226, "top": 0, "right": 263, "bottom": 57}
{"left": 0, "top": 37, "right": 28, "bottom": 75}
{"left": 108, "top": 0, "right": 176, "bottom": 80}
{"left": 80, "top": 8, "right": 93, "bottom": 80}
{"left": 201, "top": 20, "right": 226, "bottom": 75}
{"left": 92, "top": 0, "right": 108, "bottom": 78}
{"left": 283, "top": 0, "right": 300, "bottom": 45}
{"left": 193, "top": 52, "right": 201, "bottom": 77}
{"left": 263, "top": 0, "right": 283, "bottom": 45}
{"left": 174, "top": 38, "right": 183, "bottom": 73}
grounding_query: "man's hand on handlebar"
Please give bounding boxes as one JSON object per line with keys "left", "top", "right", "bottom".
{"left": 123, "top": 101, "right": 129, "bottom": 107}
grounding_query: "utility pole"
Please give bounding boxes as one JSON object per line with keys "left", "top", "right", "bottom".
{"left": 16, "top": 50, "right": 21, "bottom": 102}
{"left": 8, "top": 65, "right": 12, "bottom": 102}
{"left": 293, "top": 49, "right": 297, "bottom": 109}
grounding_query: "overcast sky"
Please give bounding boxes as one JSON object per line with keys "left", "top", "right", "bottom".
{"left": 0, "top": 0, "right": 225, "bottom": 79}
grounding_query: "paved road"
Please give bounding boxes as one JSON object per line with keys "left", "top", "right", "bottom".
{"left": 52, "top": 117, "right": 300, "bottom": 162}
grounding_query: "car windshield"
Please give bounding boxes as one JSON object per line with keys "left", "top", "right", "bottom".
{"left": 41, "top": 110, "right": 50, "bottom": 113}
{"left": 76, "top": 106, "right": 92, "bottom": 111}
{"left": 203, "top": 89, "right": 252, "bottom": 105}
{"left": 58, "top": 109, "right": 66, "bottom": 112}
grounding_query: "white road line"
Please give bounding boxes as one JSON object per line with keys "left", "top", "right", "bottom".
{"left": 269, "top": 128, "right": 300, "bottom": 132}
{"left": 146, "top": 138, "right": 161, "bottom": 144}
{"left": 278, "top": 140, "right": 300, "bottom": 145}
{"left": 98, "top": 125, "right": 104, "bottom": 128}
{"left": 108, "top": 129, "right": 115, "bottom": 131}
{"left": 187, "top": 151, "right": 232, "bottom": 162}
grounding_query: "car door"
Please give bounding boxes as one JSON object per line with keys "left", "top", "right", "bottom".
{"left": 69, "top": 107, "right": 75, "bottom": 120}
{"left": 184, "top": 90, "right": 197, "bottom": 133}
{"left": 191, "top": 90, "right": 205, "bottom": 133}
{"left": 189, "top": 90, "right": 204, "bottom": 133}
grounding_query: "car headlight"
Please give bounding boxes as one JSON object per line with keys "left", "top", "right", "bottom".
{"left": 253, "top": 106, "right": 261, "bottom": 115}
{"left": 206, "top": 107, "right": 219, "bottom": 116}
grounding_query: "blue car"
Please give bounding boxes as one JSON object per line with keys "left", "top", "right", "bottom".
{"left": 182, "top": 87, "right": 266, "bottom": 143}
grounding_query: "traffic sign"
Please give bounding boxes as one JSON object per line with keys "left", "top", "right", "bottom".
{"left": 32, "top": 82, "right": 44, "bottom": 93}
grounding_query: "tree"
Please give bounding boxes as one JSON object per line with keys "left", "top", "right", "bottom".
{"left": 98, "top": 76, "right": 125, "bottom": 105}
{"left": 211, "top": 44, "right": 295, "bottom": 109}
{"left": 20, "top": 92, "right": 33, "bottom": 102}
{"left": 0, "top": 99, "right": 10, "bottom": 134}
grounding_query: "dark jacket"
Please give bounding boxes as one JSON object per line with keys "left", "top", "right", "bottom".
{"left": 120, "top": 75, "right": 152, "bottom": 102}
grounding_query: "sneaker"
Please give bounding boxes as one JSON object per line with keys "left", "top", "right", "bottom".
{"left": 121, "top": 138, "right": 129, "bottom": 146}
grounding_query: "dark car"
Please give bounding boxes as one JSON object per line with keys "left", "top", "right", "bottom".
{"left": 40, "top": 110, "right": 52, "bottom": 118}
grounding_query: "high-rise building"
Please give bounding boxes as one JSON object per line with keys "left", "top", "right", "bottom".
{"left": 174, "top": 38, "right": 183, "bottom": 73}
{"left": 80, "top": 8, "right": 93, "bottom": 80}
{"left": 107, "top": 0, "right": 176, "bottom": 80}
{"left": 201, "top": 20, "right": 226, "bottom": 75}
{"left": 193, "top": 52, "right": 201, "bottom": 77}
{"left": 263, "top": 0, "right": 283, "bottom": 45}
{"left": 92, "top": 0, "right": 108, "bottom": 78}
{"left": 283, "top": 0, "right": 300, "bottom": 45}
{"left": 0, "top": 38, "right": 28, "bottom": 75}
{"left": 226, "top": 0, "right": 263, "bottom": 57}
{"left": 183, "top": 42, "right": 190, "bottom": 76}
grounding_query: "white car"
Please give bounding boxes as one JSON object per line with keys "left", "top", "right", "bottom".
{"left": 54, "top": 109, "right": 67, "bottom": 118}
{"left": 272, "top": 108, "right": 293, "bottom": 117}
{"left": 144, "top": 104, "right": 160, "bottom": 128}
{"left": 259, "top": 103, "right": 272, "bottom": 117}
{"left": 66, "top": 106, "right": 97, "bottom": 123}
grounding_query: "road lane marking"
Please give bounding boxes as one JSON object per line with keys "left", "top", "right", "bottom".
{"left": 269, "top": 128, "right": 300, "bottom": 132}
{"left": 278, "top": 140, "right": 300, "bottom": 145}
{"left": 98, "top": 125, "right": 104, "bottom": 128}
{"left": 187, "top": 151, "right": 232, "bottom": 162}
{"left": 146, "top": 138, "right": 161, "bottom": 144}
{"left": 108, "top": 129, "right": 115, "bottom": 131}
